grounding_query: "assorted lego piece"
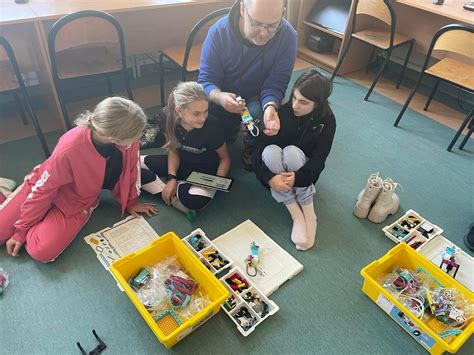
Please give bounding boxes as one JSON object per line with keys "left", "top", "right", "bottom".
{"left": 183, "top": 229, "right": 232, "bottom": 275}
{"left": 220, "top": 267, "right": 279, "bottom": 336}
{"left": 383, "top": 210, "right": 443, "bottom": 250}
{"left": 182, "top": 223, "right": 302, "bottom": 337}
{"left": 127, "top": 256, "right": 212, "bottom": 338}
{"left": 381, "top": 267, "right": 474, "bottom": 342}
{"left": 0, "top": 268, "right": 9, "bottom": 295}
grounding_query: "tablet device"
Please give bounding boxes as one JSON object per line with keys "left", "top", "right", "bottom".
{"left": 185, "top": 171, "right": 233, "bottom": 192}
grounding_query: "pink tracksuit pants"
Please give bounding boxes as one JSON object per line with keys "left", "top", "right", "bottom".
{"left": 0, "top": 182, "right": 93, "bottom": 262}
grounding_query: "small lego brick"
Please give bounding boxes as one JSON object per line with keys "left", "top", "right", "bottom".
{"left": 129, "top": 268, "right": 150, "bottom": 290}
{"left": 223, "top": 295, "right": 237, "bottom": 311}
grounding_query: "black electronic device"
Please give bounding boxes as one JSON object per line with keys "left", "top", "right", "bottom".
{"left": 433, "top": 0, "right": 444, "bottom": 5}
{"left": 464, "top": 1, "right": 474, "bottom": 11}
{"left": 307, "top": 30, "right": 335, "bottom": 53}
{"left": 306, "top": 0, "right": 352, "bottom": 35}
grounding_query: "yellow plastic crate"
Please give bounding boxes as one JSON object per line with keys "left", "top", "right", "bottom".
{"left": 360, "top": 243, "right": 473, "bottom": 354}
{"left": 110, "top": 232, "right": 229, "bottom": 348}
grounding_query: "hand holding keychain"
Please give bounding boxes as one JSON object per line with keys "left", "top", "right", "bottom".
{"left": 236, "top": 96, "right": 260, "bottom": 137}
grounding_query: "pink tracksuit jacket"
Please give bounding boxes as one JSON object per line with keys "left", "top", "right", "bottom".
{"left": 10, "top": 126, "right": 140, "bottom": 244}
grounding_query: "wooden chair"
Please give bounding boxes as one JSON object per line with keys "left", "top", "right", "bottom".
{"left": 393, "top": 24, "right": 474, "bottom": 152}
{"left": 330, "top": 0, "right": 415, "bottom": 101}
{"left": 0, "top": 36, "right": 50, "bottom": 157}
{"left": 158, "top": 7, "right": 230, "bottom": 107}
{"left": 48, "top": 10, "right": 133, "bottom": 129}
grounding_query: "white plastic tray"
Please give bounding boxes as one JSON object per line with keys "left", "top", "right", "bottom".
{"left": 220, "top": 266, "right": 279, "bottom": 336}
{"left": 212, "top": 219, "right": 304, "bottom": 296}
{"left": 182, "top": 228, "right": 232, "bottom": 275}
{"left": 418, "top": 235, "right": 474, "bottom": 292}
{"left": 382, "top": 209, "right": 443, "bottom": 250}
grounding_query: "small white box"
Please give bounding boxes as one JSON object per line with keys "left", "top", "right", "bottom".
{"left": 182, "top": 228, "right": 232, "bottom": 275}
{"left": 382, "top": 209, "right": 443, "bottom": 249}
{"left": 220, "top": 266, "right": 279, "bottom": 336}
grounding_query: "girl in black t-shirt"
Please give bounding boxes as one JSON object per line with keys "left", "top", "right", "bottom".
{"left": 140, "top": 82, "right": 230, "bottom": 215}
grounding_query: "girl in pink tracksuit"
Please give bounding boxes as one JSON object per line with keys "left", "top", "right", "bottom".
{"left": 0, "top": 97, "right": 157, "bottom": 262}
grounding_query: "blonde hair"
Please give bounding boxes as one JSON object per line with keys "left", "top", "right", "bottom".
{"left": 75, "top": 97, "right": 146, "bottom": 141}
{"left": 165, "top": 82, "right": 208, "bottom": 150}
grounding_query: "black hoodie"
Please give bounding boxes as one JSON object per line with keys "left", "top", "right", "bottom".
{"left": 253, "top": 101, "right": 336, "bottom": 188}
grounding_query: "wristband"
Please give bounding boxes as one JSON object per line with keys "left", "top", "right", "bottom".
{"left": 263, "top": 103, "right": 277, "bottom": 113}
{"left": 167, "top": 174, "right": 177, "bottom": 182}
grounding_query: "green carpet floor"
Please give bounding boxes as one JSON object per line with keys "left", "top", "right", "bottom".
{"left": 1, "top": 72, "right": 473, "bottom": 354}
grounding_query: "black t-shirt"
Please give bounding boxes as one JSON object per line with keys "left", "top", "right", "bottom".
{"left": 175, "top": 115, "right": 226, "bottom": 176}
{"left": 175, "top": 115, "right": 225, "bottom": 158}
{"left": 92, "top": 141, "right": 123, "bottom": 190}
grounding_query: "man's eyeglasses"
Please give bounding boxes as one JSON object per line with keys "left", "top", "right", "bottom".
{"left": 244, "top": 7, "right": 283, "bottom": 33}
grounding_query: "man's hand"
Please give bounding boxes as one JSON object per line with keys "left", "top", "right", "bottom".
{"left": 218, "top": 92, "right": 246, "bottom": 114}
{"left": 268, "top": 174, "right": 291, "bottom": 192}
{"left": 162, "top": 180, "right": 178, "bottom": 205}
{"left": 6, "top": 238, "right": 23, "bottom": 257}
{"left": 281, "top": 171, "right": 295, "bottom": 188}
{"left": 127, "top": 203, "right": 158, "bottom": 217}
{"left": 263, "top": 106, "right": 280, "bottom": 136}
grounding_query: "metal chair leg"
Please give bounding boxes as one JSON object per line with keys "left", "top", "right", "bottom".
{"left": 459, "top": 124, "right": 473, "bottom": 150}
{"left": 396, "top": 40, "right": 414, "bottom": 89}
{"left": 20, "top": 85, "right": 50, "bottom": 156}
{"left": 447, "top": 109, "right": 473, "bottom": 152}
{"left": 55, "top": 83, "right": 73, "bottom": 130}
{"left": 365, "top": 47, "right": 376, "bottom": 74}
{"left": 394, "top": 72, "right": 426, "bottom": 127}
{"left": 424, "top": 79, "right": 441, "bottom": 111}
{"left": 331, "top": 37, "right": 353, "bottom": 82}
{"left": 123, "top": 68, "right": 133, "bottom": 100}
{"left": 365, "top": 49, "right": 392, "bottom": 101}
{"left": 106, "top": 76, "right": 113, "bottom": 96}
{"left": 13, "top": 91, "right": 28, "bottom": 125}
{"left": 159, "top": 52, "right": 166, "bottom": 107}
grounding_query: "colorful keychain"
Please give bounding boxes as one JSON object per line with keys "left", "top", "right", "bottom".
{"left": 236, "top": 96, "right": 260, "bottom": 137}
{"left": 245, "top": 241, "right": 260, "bottom": 277}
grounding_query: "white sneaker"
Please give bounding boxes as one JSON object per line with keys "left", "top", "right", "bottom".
{"left": 354, "top": 172, "right": 383, "bottom": 218}
{"left": 368, "top": 178, "right": 400, "bottom": 223}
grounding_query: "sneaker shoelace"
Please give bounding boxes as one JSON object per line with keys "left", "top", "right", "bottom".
{"left": 382, "top": 178, "right": 404, "bottom": 192}
{"left": 368, "top": 172, "right": 382, "bottom": 187}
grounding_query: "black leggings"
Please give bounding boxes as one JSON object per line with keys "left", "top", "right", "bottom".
{"left": 141, "top": 154, "right": 215, "bottom": 211}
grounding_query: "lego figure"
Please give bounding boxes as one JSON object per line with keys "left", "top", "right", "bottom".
{"left": 439, "top": 246, "right": 460, "bottom": 278}
{"left": 237, "top": 96, "right": 260, "bottom": 137}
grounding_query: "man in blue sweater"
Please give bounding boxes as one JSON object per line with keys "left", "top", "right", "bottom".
{"left": 198, "top": 0, "right": 297, "bottom": 170}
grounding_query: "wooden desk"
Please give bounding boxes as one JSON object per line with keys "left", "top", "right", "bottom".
{"left": 0, "top": 3, "right": 37, "bottom": 25}
{"left": 27, "top": 0, "right": 202, "bottom": 20}
{"left": 0, "top": 0, "right": 231, "bottom": 143}
{"left": 395, "top": 0, "right": 474, "bottom": 54}
{"left": 396, "top": 0, "right": 474, "bottom": 24}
